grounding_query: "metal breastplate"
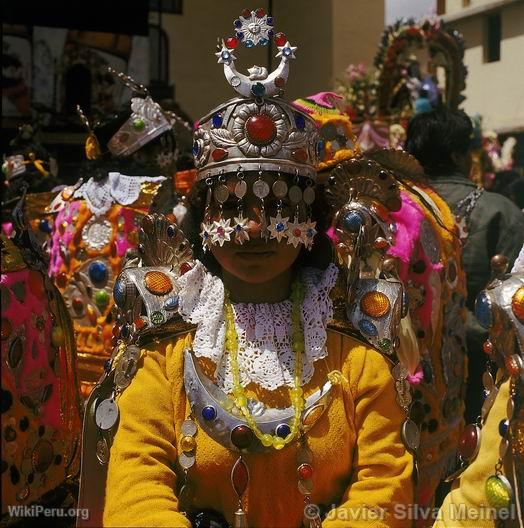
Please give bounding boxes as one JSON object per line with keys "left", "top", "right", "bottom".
{"left": 183, "top": 348, "right": 334, "bottom": 453}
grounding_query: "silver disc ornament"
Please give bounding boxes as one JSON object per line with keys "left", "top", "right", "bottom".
{"left": 303, "top": 186, "right": 315, "bottom": 205}
{"left": 253, "top": 179, "right": 270, "bottom": 199}
{"left": 288, "top": 185, "right": 302, "bottom": 205}
{"left": 96, "top": 437, "right": 110, "bottom": 464}
{"left": 234, "top": 180, "right": 247, "bottom": 199}
{"left": 214, "top": 184, "right": 230, "bottom": 204}
{"left": 401, "top": 419, "right": 420, "bottom": 452}
{"left": 95, "top": 398, "right": 119, "bottom": 431}
{"left": 272, "top": 179, "right": 288, "bottom": 199}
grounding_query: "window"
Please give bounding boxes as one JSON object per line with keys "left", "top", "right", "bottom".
{"left": 484, "top": 13, "right": 501, "bottom": 63}
{"left": 462, "top": 0, "right": 471, "bottom": 7}
{"left": 149, "top": 24, "right": 169, "bottom": 83}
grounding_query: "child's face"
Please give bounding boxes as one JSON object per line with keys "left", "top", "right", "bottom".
{"left": 209, "top": 172, "right": 304, "bottom": 284}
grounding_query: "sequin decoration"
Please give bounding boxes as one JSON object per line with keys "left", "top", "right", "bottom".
{"left": 81, "top": 217, "right": 112, "bottom": 250}
{"left": 144, "top": 271, "right": 173, "bottom": 296}
{"left": 360, "top": 291, "right": 390, "bottom": 318}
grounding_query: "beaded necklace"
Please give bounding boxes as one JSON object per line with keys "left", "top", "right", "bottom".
{"left": 223, "top": 279, "right": 306, "bottom": 450}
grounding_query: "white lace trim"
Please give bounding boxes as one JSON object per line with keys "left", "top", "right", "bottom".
{"left": 178, "top": 261, "right": 338, "bottom": 392}
{"left": 511, "top": 244, "right": 524, "bottom": 273}
{"left": 73, "top": 172, "right": 165, "bottom": 216}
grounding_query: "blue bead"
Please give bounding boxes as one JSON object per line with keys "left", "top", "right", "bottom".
{"left": 316, "top": 139, "right": 325, "bottom": 158}
{"left": 421, "top": 359, "right": 433, "bottom": 383}
{"left": 499, "top": 419, "right": 509, "bottom": 437}
{"left": 259, "top": 38, "right": 269, "bottom": 46}
{"left": 359, "top": 319, "right": 378, "bottom": 337}
{"left": 342, "top": 211, "right": 364, "bottom": 233}
{"left": 275, "top": 423, "right": 291, "bottom": 438}
{"left": 167, "top": 225, "right": 176, "bottom": 238}
{"left": 250, "top": 82, "right": 265, "bottom": 97}
{"left": 268, "top": 29, "right": 274, "bottom": 36}
{"left": 295, "top": 114, "right": 306, "bottom": 130}
{"left": 212, "top": 113, "right": 223, "bottom": 128}
{"left": 221, "top": 50, "right": 231, "bottom": 61}
{"left": 245, "top": 40, "right": 255, "bottom": 48}
{"left": 475, "top": 292, "right": 492, "bottom": 329}
{"left": 236, "top": 32, "right": 244, "bottom": 41}
{"left": 88, "top": 261, "right": 108, "bottom": 286}
{"left": 307, "top": 228, "right": 315, "bottom": 238}
{"left": 283, "top": 47, "right": 292, "bottom": 57}
{"left": 201, "top": 406, "right": 217, "bottom": 421}
{"left": 192, "top": 141, "right": 200, "bottom": 157}
{"left": 39, "top": 219, "right": 51, "bottom": 233}
{"left": 276, "top": 223, "right": 285, "bottom": 232}
{"left": 104, "top": 359, "right": 112, "bottom": 372}
{"left": 164, "top": 296, "right": 179, "bottom": 311}
{"left": 235, "top": 225, "right": 242, "bottom": 232}
{"left": 267, "top": 17, "right": 273, "bottom": 25}
{"left": 113, "top": 278, "right": 126, "bottom": 307}
{"left": 234, "top": 19, "right": 242, "bottom": 28}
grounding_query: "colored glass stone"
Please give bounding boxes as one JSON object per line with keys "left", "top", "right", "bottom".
{"left": 192, "top": 141, "right": 200, "bottom": 157}
{"left": 245, "top": 40, "right": 254, "bottom": 48}
{"left": 72, "top": 297, "right": 84, "bottom": 313}
{"left": 458, "top": 424, "right": 480, "bottom": 460}
{"left": 150, "top": 311, "right": 165, "bottom": 325}
{"left": 483, "top": 339, "right": 494, "bottom": 355}
{"left": 39, "top": 219, "right": 51, "bottom": 233}
{"left": 234, "top": 19, "right": 242, "bottom": 28}
{"left": 282, "top": 47, "right": 293, "bottom": 57}
{"left": 302, "top": 405, "right": 324, "bottom": 426}
{"left": 225, "top": 37, "right": 239, "bottom": 50}
{"left": 512, "top": 286, "right": 524, "bottom": 322}
{"left": 95, "top": 290, "right": 109, "bottom": 308}
{"left": 212, "top": 113, "right": 223, "bottom": 128}
{"left": 113, "top": 278, "right": 126, "bottom": 307}
{"left": 485, "top": 475, "right": 513, "bottom": 510}
{"left": 274, "top": 32, "right": 287, "bottom": 46}
{"left": 144, "top": 271, "right": 173, "bottom": 296}
{"left": 342, "top": 211, "right": 363, "bottom": 233}
{"left": 255, "top": 7, "right": 265, "bottom": 17}
{"left": 505, "top": 354, "right": 523, "bottom": 376}
{"left": 236, "top": 32, "right": 244, "bottom": 41}
{"left": 56, "top": 272, "right": 67, "bottom": 289}
{"left": 499, "top": 419, "right": 509, "bottom": 438}
{"left": 86, "top": 304, "right": 97, "bottom": 324}
{"left": 231, "top": 425, "right": 254, "bottom": 449}
{"left": 297, "top": 463, "right": 313, "bottom": 480}
{"left": 164, "top": 296, "right": 179, "bottom": 311}
{"left": 274, "top": 76, "right": 286, "bottom": 88}
{"left": 201, "top": 406, "right": 217, "bottom": 421}
{"left": 212, "top": 148, "right": 229, "bottom": 162}
{"left": 180, "top": 435, "right": 196, "bottom": 452}
{"left": 267, "top": 17, "right": 273, "bottom": 25}
{"left": 475, "top": 291, "right": 492, "bottom": 329}
{"left": 221, "top": 50, "right": 231, "bottom": 61}
{"left": 245, "top": 114, "right": 277, "bottom": 146}
{"left": 358, "top": 319, "right": 378, "bottom": 337}
{"left": 104, "top": 359, "right": 112, "bottom": 372}
{"left": 259, "top": 38, "right": 269, "bottom": 46}
{"left": 294, "top": 114, "right": 306, "bottom": 130}
{"left": 133, "top": 118, "right": 145, "bottom": 131}
{"left": 1, "top": 319, "right": 12, "bottom": 340}
{"left": 275, "top": 423, "right": 291, "bottom": 438}
{"left": 292, "top": 149, "right": 308, "bottom": 163}
{"left": 88, "top": 261, "right": 108, "bottom": 286}
{"left": 276, "top": 223, "right": 285, "bottom": 232}
{"left": 360, "top": 291, "right": 390, "bottom": 318}
{"left": 231, "top": 457, "right": 249, "bottom": 497}
{"left": 250, "top": 82, "right": 266, "bottom": 97}
{"left": 241, "top": 8, "right": 251, "bottom": 18}
{"left": 180, "top": 262, "right": 192, "bottom": 275}
{"left": 120, "top": 324, "right": 130, "bottom": 339}
{"left": 134, "top": 317, "right": 146, "bottom": 330}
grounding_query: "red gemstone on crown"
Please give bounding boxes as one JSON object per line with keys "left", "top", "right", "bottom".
{"left": 245, "top": 114, "right": 277, "bottom": 146}
{"left": 297, "top": 463, "right": 313, "bottom": 480}
{"left": 458, "top": 424, "right": 479, "bottom": 460}
{"left": 274, "top": 76, "right": 286, "bottom": 88}
{"left": 231, "top": 425, "right": 254, "bottom": 449}
{"left": 483, "top": 340, "right": 493, "bottom": 355}
{"left": 274, "top": 32, "right": 287, "bottom": 46}
{"left": 180, "top": 262, "right": 192, "bottom": 275}
{"left": 255, "top": 8, "right": 266, "bottom": 17}
{"left": 292, "top": 148, "right": 308, "bottom": 163}
{"left": 225, "top": 37, "right": 239, "bottom": 50}
{"left": 242, "top": 8, "right": 251, "bottom": 18}
{"left": 212, "top": 148, "right": 229, "bottom": 162}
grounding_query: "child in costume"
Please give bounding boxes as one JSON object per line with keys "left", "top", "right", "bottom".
{"left": 78, "top": 10, "right": 415, "bottom": 528}
{"left": 434, "top": 248, "right": 524, "bottom": 528}
{"left": 47, "top": 70, "right": 187, "bottom": 396}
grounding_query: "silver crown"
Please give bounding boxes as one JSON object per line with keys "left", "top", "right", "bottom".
{"left": 193, "top": 9, "right": 321, "bottom": 181}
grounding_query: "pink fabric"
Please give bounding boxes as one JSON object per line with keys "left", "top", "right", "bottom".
{"left": 406, "top": 364, "right": 424, "bottom": 385}
{"left": 114, "top": 208, "right": 138, "bottom": 258}
{"left": 352, "top": 121, "right": 389, "bottom": 151}
{"left": 49, "top": 200, "right": 81, "bottom": 276}
{"left": 2, "top": 222, "right": 14, "bottom": 238}
{"left": 1, "top": 269, "right": 61, "bottom": 429}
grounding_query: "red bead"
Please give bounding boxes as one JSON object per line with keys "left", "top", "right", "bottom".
{"left": 245, "top": 114, "right": 277, "bottom": 146}
{"left": 180, "top": 262, "right": 192, "bottom": 275}
{"left": 72, "top": 297, "right": 84, "bottom": 313}
{"left": 292, "top": 149, "right": 308, "bottom": 163}
{"left": 112, "top": 324, "right": 122, "bottom": 337}
{"left": 134, "top": 317, "right": 146, "bottom": 330}
{"left": 212, "top": 148, "right": 228, "bottom": 162}
{"left": 231, "top": 457, "right": 249, "bottom": 496}
{"left": 505, "top": 354, "right": 523, "bottom": 376}
{"left": 242, "top": 8, "right": 251, "bottom": 18}
{"left": 225, "top": 37, "right": 239, "bottom": 50}
{"left": 274, "top": 76, "right": 285, "bottom": 88}
{"left": 231, "top": 425, "right": 254, "bottom": 450}
{"left": 458, "top": 424, "right": 480, "bottom": 460}
{"left": 297, "top": 463, "right": 313, "bottom": 480}
{"left": 483, "top": 340, "right": 493, "bottom": 355}
{"left": 110, "top": 242, "right": 118, "bottom": 258}
{"left": 255, "top": 8, "right": 266, "bottom": 17}
{"left": 56, "top": 272, "right": 67, "bottom": 289}
{"left": 293, "top": 228, "right": 301, "bottom": 237}
{"left": 274, "top": 32, "right": 287, "bottom": 46}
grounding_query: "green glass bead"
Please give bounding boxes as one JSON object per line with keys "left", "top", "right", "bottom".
{"left": 133, "top": 118, "right": 145, "bottom": 130}
{"left": 485, "top": 475, "right": 513, "bottom": 510}
{"left": 95, "top": 289, "right": 110, "bottom": 308}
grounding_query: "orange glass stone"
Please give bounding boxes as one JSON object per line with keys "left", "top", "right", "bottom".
{"left": 360, "top": 291, "right": 390, "bottom": 318}
{"left": 505, "top": 354, "right": 523, "bottom": 377}
{"left": 302, "top": 405, "right": 324, "bottom": 426}
{"left": 144, "top": 271, "right": 173, "bottom": 296}
{"left": 512, "top": 286, "right": 524, "bottom": 322}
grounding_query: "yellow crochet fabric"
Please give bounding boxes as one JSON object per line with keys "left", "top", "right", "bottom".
{"left": 104, "top": 330, "right": 413, "bottom": 528}
{"left": 433, "top": 379, "right": 511, "bottom": 528}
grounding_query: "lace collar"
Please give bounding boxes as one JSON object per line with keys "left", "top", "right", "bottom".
{"left": 177, "top": 261, "right": 338, "bottom": 392}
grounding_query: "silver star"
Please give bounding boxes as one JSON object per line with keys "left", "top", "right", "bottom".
{"left": 276, "top": 41, "right": 297, "bottom": 60}
{"left": 215, "top": 42, "right": 237, "bottom": 64}
{"left": 200, "top": 222, "right": 214, "bottom": 251}
{"left": 286, "top": 218, "right": 303, "bottom": 248}
{"left": 233, "top": 216, "right": 250, "bottom": 244}
{"left": 268, "top": 212, "right": 289, "bottom": 242}
{"left": 302, "top": 219, "right": 317, "bottom": 250}
{"left": 211, "top": 218, "right": 234, "bottom": 246}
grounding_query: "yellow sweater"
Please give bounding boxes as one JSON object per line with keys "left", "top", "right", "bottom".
{"left": 104, "top": 330, "right": 413, "bottom": 527}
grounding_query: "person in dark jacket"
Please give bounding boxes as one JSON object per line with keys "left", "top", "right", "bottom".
{"left": 405, "top": 107, "right": 524, "bottom": 423}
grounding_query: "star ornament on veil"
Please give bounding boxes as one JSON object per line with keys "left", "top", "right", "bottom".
{"left": 286, "top": 218, "right": 304, "bottom": 248}
{"left": 211, "top": 218, "right": 235, "bottom": 246}
{"left": 215, "top": 42, "right": 237, "bottom": 64}
{"left": 268, "top": 212, "right": 289, "bottom": 242}
{"left": 276, "top": 41, "right": 297, "bottom": 60}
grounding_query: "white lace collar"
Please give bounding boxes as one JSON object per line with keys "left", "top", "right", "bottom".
{"left": 177, "top": 261, "right": 338, "bottom": 392}
{"left": 73, "top": 172, "right": 165, "bottom": 216}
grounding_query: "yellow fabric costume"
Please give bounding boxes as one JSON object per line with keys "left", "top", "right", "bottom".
{"left": 104, "top": 330, "right": 413, "bottom": 528}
